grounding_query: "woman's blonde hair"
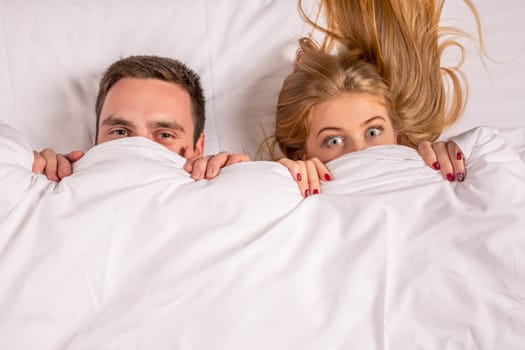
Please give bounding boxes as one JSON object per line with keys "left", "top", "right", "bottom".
{"left": 268, "top": 0, "right": 482, "bottom": 159}
{"left": 273, "top": 38, "right": 393, "bottom": 160}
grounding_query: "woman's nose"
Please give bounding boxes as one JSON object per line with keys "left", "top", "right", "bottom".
{"left": 346, "top": 138, "right": 366, "bottom": 153}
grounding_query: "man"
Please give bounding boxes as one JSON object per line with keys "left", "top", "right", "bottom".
{"left": 32, "top": 55, "right": 248, "bottom": 181}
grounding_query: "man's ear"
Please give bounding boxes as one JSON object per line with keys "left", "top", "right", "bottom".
{"left": 194, "top": 133, "right": 205, "bottom": 157}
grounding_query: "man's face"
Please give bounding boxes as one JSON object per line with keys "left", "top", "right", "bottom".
{"left": 97, "top": 78, "right": 204, "bottom": 158}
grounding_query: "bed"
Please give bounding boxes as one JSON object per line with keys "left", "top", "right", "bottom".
{"left": 1, "top": 1, "right": 525, "bottom": 349}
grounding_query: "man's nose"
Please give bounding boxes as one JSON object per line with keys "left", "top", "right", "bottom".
{"left": 135, "top": 130, "right": 152, "bottom": 139}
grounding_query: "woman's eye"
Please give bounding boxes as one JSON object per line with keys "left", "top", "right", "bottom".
{"left": 324, "top": 136, "right": 345, "bottom": 147}
{"left": 365, "top": 127, "right": 383, "bottom": 137}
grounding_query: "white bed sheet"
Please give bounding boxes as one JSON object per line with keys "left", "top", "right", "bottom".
{"left": 1, "top": 122, "right": 524, "bottom": 349}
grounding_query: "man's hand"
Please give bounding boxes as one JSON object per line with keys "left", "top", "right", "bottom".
{"left": 32, "top": 149, "right": 84, "bottom": 181}
{"left": 418, "top": 141, "right": 466, "bottom": 182}
{"left": 183, "top": 151, "right": 250, "bottom": 180}
{"left": 278, "top": 157, "right": 332, "bottom": 198}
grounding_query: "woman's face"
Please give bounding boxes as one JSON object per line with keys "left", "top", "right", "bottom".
{"left": 303, "top": 92, "right": 397, "bottom": 163}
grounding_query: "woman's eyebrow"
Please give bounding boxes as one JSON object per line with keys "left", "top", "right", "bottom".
{"left": 360, "top": 116, "right": 385, "bottom": 127}
{"left": 316, "top": 116, "right": 386, "bottom": 137}
{"left": 317, "top": 127, "right": 343, "bottom": 137}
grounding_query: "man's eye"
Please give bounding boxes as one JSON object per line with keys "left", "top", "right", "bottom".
{"left": 324, "top": 135, "right": 345, "bottom": 147}
{"left": 365, "top": 127, "right": 383, "bottom": 137}
{"left": 111, "top": 129, "right": 128, "bottom": 136}
{"left": 159, "top": 132, "right": 174, "bottom": 139}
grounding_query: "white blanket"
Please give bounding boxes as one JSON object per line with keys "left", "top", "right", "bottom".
{"left": 1, "top": 123, "right": 524, "bottom": 349}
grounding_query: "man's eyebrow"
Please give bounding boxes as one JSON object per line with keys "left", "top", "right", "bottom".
{"left": 101, "top": 116, "right": 134, "bottom": 127}
{"left": 101, "top": 116, "right": 185, "bottom": 133}
{"left": 147, "top": 120, "right": 185, "bottom": 133}
{"left": 360, "top": 116, "right": 386, "bottom": 127}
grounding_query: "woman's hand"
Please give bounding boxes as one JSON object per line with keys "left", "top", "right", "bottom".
{"left": 418, "top": 141, "right": 465, "bottom": 182}
{"left": 278, "top": 157, "right": 332, "bottom": 197}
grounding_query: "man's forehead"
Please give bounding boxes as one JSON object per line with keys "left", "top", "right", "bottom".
{"left": 100, "top": 78, "right": 194, "bottom": 126}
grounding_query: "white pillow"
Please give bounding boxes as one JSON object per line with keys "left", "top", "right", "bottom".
{"left": 0, "top": 0, "right": 523, "bottom": 158}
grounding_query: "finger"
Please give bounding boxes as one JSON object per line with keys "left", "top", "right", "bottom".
{"left": 279, "top": 158, "right": 308, "bottom": 197}
{"left": 191, "top": 156, "right": 211, "bottom": 180}
{"left": 417, "top": 141, "right": 440, "bottom": 170}
{"left": 224, "top": 153, "right": 250, "bottom": 166}
{"left": 56, "top": 154, "right": 74, "bottom": 179}
{"left": 305, "top": 160, "right": 321, "bottom": 195}
{"left": 296, "top": 161, "right": 309, "bottom": 197}
{"left": 432, "top": 142, "right": 454, "bottom": 181}
{"left": 40, "top": 148, "right": 60, "bottom": 182}
{"left": 65, "top": 150, "right": 84, "bottom": 162}
{"left": 183, "top": 156, "right": 197, "bottom": 173}
{"left": 32, "top": 151, "right": 46, "bottom": 174}
{"left": 447, "top": 141, "right": 466, "bottom": 182}
{"left": 206, "top": 152, "right": 250, "bottom": 179}
{"left": 205, "top": 152, "right": 230, "bottom": 179}
{"left": 311, "top": 157, "right": 332, "bottom": 183}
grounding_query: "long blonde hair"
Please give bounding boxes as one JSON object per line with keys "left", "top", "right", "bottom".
{"left": 266, "top": 0, "right": 483, "bottom": 159}
{"left": 297, "top": 0, "right": 483, "bottom": 147}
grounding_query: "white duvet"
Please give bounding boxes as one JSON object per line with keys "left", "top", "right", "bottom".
{"left": 1, "top": 122, "right": 524, "bottom": 349}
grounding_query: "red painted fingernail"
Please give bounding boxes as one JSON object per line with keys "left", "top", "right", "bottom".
{"left": 297, "top": 173, "right": 302, "bottom": 181}
{"left": 432, "top": 162, "right": 440, "bottom": 170}
{"left": 457, "top": 173, "right": 465, "bottom": 182}
{"left": 324, "top": 173, "right": 332, "bottom": 181}
{"left": 313, "top": 189, "right": 319, "bottom": 195}
{"left": 305, "top": 189, "right": 311, "bottom": 197}
{"left": 456, "top": 152, "right": 463, "bottom": 160}
{"left": 446, "top": 173, "right": 455, "bottom": 182}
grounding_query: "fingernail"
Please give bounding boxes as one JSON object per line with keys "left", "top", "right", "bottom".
{"left": 446, "top": 173, "right": 455, "bottom": 182}
{"left": 432, "top": 162, "right": 440, "bottom": 170}
{"left": 313, "top": 189, "right": 319, "bottom": 195}
{"left": 324, "top": 173, "right": 332, "bottom": 181}
{"left": 297, "top": 173, "right": 302, "bottom": 181}
{"left": 456, "top": 152, "right": 463, "bottom": 160}
{"left": 305, "top": 189, "right": 311, "bottom": 197}
{"left": 457, "top": 173, "right": 465, "bottom": 182}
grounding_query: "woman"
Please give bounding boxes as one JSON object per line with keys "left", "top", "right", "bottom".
{"left": 271, "top": 0, "right": 481, "bottom": 196}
